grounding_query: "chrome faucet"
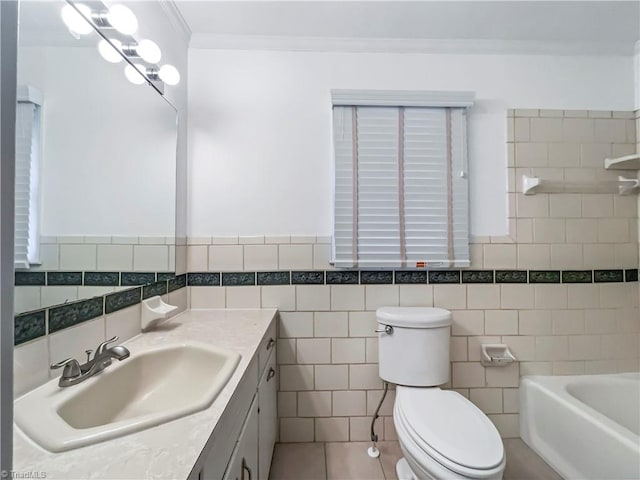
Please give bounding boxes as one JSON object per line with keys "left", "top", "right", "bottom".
{"left": 50, "top": 336, "right": 130, "bottom": 387}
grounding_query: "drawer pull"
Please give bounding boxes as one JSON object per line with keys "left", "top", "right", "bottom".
{"left": 242, "top": 458, "right": 252, "bottom": 480}
{"left": 266, "top": 338, "right": 275, "bottom": 350}
{"left": 267, "top": 367, "right": 276, "bottom": 382}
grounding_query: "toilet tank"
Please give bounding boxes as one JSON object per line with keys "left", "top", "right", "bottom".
{"left": 377, "top": 307, "right": 451, "bottom": 387}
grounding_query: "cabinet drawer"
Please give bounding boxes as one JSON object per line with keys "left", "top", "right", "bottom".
{"left": 258, "top": 319, "right": 276, "bottom": 377}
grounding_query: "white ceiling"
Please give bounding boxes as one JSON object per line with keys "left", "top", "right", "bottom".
{"left": 175, "top": 1, "right": 640, "bottom": 54}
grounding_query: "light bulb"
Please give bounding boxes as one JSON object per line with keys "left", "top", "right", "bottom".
{"left": 158, "top": 64, "right": 180, "bottom": 86}
{"left": 98, "top": 39, "right": 123, "bottom": 63}
{"left": 61, "top": 3, "right": 93, "bottom": 35}
{"left": 124, "top": 64, "right": 146, "bottom": 85}
{"left": 106, "top": 4, "right": 138, "bottom": 35}
{"left": 137, "top": 39, "right": 161, "bottom": 64}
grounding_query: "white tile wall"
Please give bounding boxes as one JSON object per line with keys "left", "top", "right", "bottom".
{"left": 180, "top": 109, "right": 640, "bottom": 442}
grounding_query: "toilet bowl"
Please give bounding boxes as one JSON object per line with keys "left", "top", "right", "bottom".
{"left": 393, "top": 386, "right": 505, "bottom": 480}
{"left": 376, "top": 307, "right": 506, "bottom": 480}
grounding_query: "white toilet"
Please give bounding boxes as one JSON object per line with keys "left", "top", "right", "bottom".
{"left": 377, "top": 306, "right": 506, "bottom": 480}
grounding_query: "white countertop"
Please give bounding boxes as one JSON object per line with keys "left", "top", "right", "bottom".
{"left": 13, "top": 308, "right": 277, "bottom": 480}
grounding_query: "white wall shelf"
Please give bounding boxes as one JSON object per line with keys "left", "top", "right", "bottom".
{"left": 604, "top": 153, "right": 640, "bottom": 170}
{"left": 521, "top": 174, "right": 639, "bottom": 196}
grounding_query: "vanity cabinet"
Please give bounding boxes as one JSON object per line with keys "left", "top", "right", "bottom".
{"left": 193, "top": 321, "right": 277, "bottom": 480}
{"left": 258, "top": 352, "right": 277, "bottom": 480}
{"left": 223, "top": 399, "right": 258, "bottom": 480}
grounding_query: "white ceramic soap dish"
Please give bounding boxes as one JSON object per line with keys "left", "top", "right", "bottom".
{"left": 141, "top": 295, "right": 178, "bottom": 330}
{"left": 480, "top": 344, "right": 516, "bottom": 367}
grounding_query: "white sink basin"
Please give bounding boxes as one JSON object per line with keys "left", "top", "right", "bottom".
{"left": 15, "top": 341, "right": 241, "bottom": 452}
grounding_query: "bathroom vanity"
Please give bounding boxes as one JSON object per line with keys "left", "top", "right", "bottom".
{"left": 13, "top": 309, "right": 278, "bottom": 480}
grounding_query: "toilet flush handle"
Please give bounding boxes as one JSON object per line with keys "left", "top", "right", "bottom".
{"left": 375, "top": 325, "right": 393, "bottom": 335}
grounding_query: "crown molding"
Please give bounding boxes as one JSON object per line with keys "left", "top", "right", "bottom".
{"left": 159, "top": 0, "right": 192, "bottom": 46}
{"left": 189, "top": 34, "right": 635, "bottom": 56}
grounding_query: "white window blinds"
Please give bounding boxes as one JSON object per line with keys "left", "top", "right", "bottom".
{"left": 332, "top": 96, "right": 471, "bottom": 269}
{"left": 15, "top": 86, "right": 43, "bottom": 269}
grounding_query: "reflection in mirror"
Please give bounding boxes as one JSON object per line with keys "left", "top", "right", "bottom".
{"left": 14, "top": 0, "right": 177, "bottom": 316}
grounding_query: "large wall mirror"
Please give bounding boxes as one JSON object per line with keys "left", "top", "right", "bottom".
{"left": 14, "top": 0, "right": 177, "bottom": 316}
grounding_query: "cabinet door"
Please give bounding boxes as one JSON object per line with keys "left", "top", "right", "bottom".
{"left": 223, "top": 398, "right": 259, "bottom": 480}
{"left": 258, "top": 351, "right": 277, "bottom": 480}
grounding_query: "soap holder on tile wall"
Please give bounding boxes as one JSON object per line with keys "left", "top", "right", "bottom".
{"left": 480, "top": 344, "right": 516, "bottom": 367}
{"left": 141, "top": 295, "right": 178, "bottom": 330}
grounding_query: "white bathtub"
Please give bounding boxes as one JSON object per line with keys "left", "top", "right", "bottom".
{"left": 520, "top": 373, "right": 640, "bottom": 480}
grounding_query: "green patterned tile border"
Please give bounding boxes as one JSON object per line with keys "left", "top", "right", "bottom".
{"left": 15, "top": 266, "right": 637, "bottom": 346}
{"left": 529, "top": 271, "right": 561, "bottom": 283}
{"left": 495, "top": 270, "right": 528, "bottom": 283}
{"left": 561, "top": 271, "right": 592, "bottom": 283}
{"left": 15, "top": 274, "right": 184, "bottom": 344}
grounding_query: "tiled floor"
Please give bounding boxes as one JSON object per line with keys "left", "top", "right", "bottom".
{"left": 269, "top": 439, "right": 562, "bottom": 480}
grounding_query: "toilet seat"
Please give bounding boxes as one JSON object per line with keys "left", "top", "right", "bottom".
{"left": 394, "top": 386, "right": 505, "bottom": 479}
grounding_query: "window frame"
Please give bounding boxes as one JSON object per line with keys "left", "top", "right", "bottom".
{"left": 330, "top": 89, "right": 474, "bottom": 269}
{"left": 15, "top": 85, "right": 43, "bottom": 270}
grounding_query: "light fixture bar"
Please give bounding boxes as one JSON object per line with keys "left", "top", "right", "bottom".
{"left": 64, "top": 0, "right": 180, "bottom": 92}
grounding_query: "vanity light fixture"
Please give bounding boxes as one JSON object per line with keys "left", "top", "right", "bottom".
{"left": 95, "top": 4, "right": 138, "bottom": 35}
{"left": 126, "top": 64, "right": 181, "bottom": 86}
{"left": 98, "top": 39, "right": 123, "bottom": 63}
{"left": 124, "top": 64, "right": 147, "bottom": 85}
{"left": 61, "top": 3, "right": 93, "bottom": 35}
{"left": 157, "top": 65, "right": 180, "bottom": 86}
{"left": 64, "top": 1, "right": 180, "bottom": 91}
{"left": 121, "top": 39, "right": 162, "bottom": 64}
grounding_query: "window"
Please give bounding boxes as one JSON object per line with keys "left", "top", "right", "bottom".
{"left": 331, "top": 90, "right": 473, "bottom": 268}
{"left": 15, "top": 86, "right": 43, "bottom": 269}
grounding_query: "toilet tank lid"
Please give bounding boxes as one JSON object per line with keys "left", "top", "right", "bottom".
{"left": 376, "top": 307, "right": 451, "bottom": 328}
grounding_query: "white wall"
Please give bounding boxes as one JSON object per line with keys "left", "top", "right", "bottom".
{"left": 125, "top": 1, "right": 189, "bottom": 244}
{"left": 18, "top": 46, "right": 176, "bottom": 237}
{"left": 188, "top": 49, "right": 635, "bottom": 237}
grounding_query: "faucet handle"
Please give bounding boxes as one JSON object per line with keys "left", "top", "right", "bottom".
{"left": 95, "top": 336, "right": 119, "bottom": 355}
{"left": 85, "top": 350, "right": 93, "bottom": 363}
{"left": 50, "top": 358, "right": 81, "bottom": 378}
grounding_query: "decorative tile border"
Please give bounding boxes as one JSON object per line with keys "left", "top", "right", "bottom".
{"left": 14, "top": 272, "right": 45, "bottom": 286}
{"left": 593, "top": 270, "right": 624, "bottom": 283}
{"left": 49, "top": 297, "right": 104, "bottom": 333}
{"left": 291, "top": 271, "right": 325, "bottom": 284}
{"left": 187, "top": 272, "right": 221, "bottom": 286}
{"left": 168, "top": 274, "right": 187, "bottom": 292}
{"left": 187, "top": 268, "right": 637, "bottom": 286}
{"left": 561, "top": 271, "right": 592, "bottom": 283}
{"left": 48, "top": 272, "right": 82, "bottom": 286}
{"left": 326, "top": 271, "right": 358, "bottom": 284}
{"left": 143, "top": 281, "right": 169, "bottom": 300}
{"left": 495, "top": 271, "right": 528, "bottom": 283}
{"left": 361, "top": 271, "right": 394, "bottom": 284}
{"left": 461, "top": 270, "right": 494, "bottom": 284}
{"left": 257, "top": 272, "right": 291, "bottom": 285}
{"left": 395, "top": 271, "right": 428, "bottom": 284}
{"left": 14, "top": 271, "right": 175, "bottom": 287}
{"left": 84, "top": 272, "right": 119, "bottom": 286}
{"left": 14, "top": 274, "right": 184, "bottom": 345}
{"left": 529, "top": 271, "right": 561, "bottom": 284}
{"left": 105, "top": 288, "right": 141, "bottom": 314}
{"left": 121, "top": 272, "right": 155, "bottom": 286}
{"left": 14, "top": 267, "right": 637, "bottom": 346}
{"left": 429, "top": 271, "right": 461, "bottom": 284}
{"left": 14, "top": 311, "right": 46, "bottom": 345}
{"left": 222, "top": 272, "right": 256, "bottom": 286}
